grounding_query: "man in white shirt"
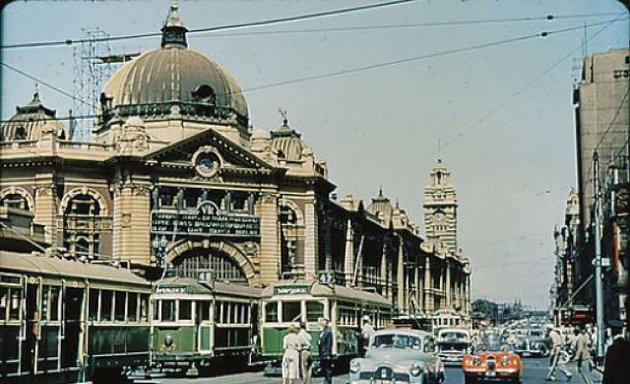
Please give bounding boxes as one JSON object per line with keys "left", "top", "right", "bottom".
{"left": 297, "top": 322, "right": 312, "bottom": 384}
{"left": 361, "top": 316, "right": 375, "bottom": 356}
{"left": 546, "top": 325, "right": 573, "bottom": 382}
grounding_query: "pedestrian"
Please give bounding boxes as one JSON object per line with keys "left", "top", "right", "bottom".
{"left": 318, "top": 317, "right": 333, "bottom": 384}
{"left": 602, "top": 319, "right": 630, "bottom": 384}
{"left": 546, "top": 324, "right": 573, "bottom": 382}
{"left": 282, "top": 323, "right": 301, "bottom": 384}
{"left": 572, "top": 327, "right": 589, "bottom": 373}
{"left": 297, "top": 321, "right": 312, "bottom": 384}
{"left": 360, "top": 315, "right": 375, "bottom": 356}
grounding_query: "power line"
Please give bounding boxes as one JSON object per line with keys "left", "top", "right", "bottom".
{"left": 1, "top": 17, "right": 624, "bottom": 125}
{"left": 0, "top": 62, "right": 94, "bottom": 108}
{"left": 385, "top": 15, "right": 626, "bottom": 184}
{"left": 1, "top": 6, "right": 625, "bottom": 50}
{"left": 0, "top": 0, "right": 420, "bottom": 50}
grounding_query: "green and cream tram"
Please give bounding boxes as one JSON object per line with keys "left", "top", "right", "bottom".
{"left": 0, "top": 251, "right": 151, "bottom": 384}
{"left": 151, "top": 276, "right": 262, "bottom": 374}
{"left": 260, "top": 281, "right": 391, "bottom": 373}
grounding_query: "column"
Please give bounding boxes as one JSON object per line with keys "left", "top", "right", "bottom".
{"left": 414, "top": 260, "right": 420, "bottom": 314}
{"left": 34, "top": 180, "right": 58, "bottom": 245}
{"left": 112, "top": 180, "right": 151, "bottom": 264}
{"left": 259, "top": 193, "right": 281, "bottom": 284}
{"left": 397, "top": 239, "right": 405, "bottom": 313}
{"left": 344, "top": 220, "right": 354, "bottom": 287}
{"left": 380, "top": 243, "right": 388, "bottom": 297}
{"left": 303, "top": 199, "right": 318, "bottom": 279}
{"left": 445, "top": 261, "right": 452, "bottom": 309}
{"left": 424, "top": 256, "right": 432, "bottom": 314}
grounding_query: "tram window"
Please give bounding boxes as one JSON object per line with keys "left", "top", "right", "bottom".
{"left": 282, "top": 301, "right": 301, "bottom": 323}
{"left": 101, "top": 290, "right": 113, "bottom": 321}
{"left": 162, "top": 300, "right": 175, "bottom": 321}
{"left": 215, "top": 301, "right": 222, "bottom": 323}
{"left": 127, "top": 292, "right": 138, "bottom": 322}
{"left": 9, "top": 289, "right": 20, "bottom": 320}
{"left": 265, "top": 302, "right": 278, "bottom": 322}
{"left": 140, "top": 295, "right": 149, "bottom": 321}
{"left": 49, "top": 286, "right": 61, "bottom": 321}
{"left": 0, "top": 287, "right": 7, "bottom": 321}
{"left": 197, "top": 301, "right": 210, "bottom": 321}
{"left": 115, "top": 291, "right": 126, "bottom": 321}
{"left": 89, "top": 289, "right": 99, "bottom": 320}
{"left": 179, "top": 300, "right": 192, "bottom": 320}
{"left": 306, "top": 301, "right": 324, "bottom": 322}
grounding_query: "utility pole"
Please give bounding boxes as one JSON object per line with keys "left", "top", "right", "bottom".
{"left": 593, "top": 152, "right": 605, "bottom": 362}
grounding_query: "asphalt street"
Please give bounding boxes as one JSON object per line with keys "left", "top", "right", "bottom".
{"left": 146, "top": 357, "right": 604, "bottom": 384}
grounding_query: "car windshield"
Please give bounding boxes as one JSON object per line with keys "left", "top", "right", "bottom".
{"left": 373, "top": 334, "right": 423, "bottom": 350}
{"left": 478, "top": 340, "right": 513, "bottom": 352}
{"left": 439, "top": 332, "right": 468, "bottom": 342}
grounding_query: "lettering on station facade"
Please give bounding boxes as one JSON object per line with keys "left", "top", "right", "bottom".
{"left": 151, "top": 211, "right": 260, "bottom": 237}
{"left": 274, "top": 285, "right": 311, "bottom": 295}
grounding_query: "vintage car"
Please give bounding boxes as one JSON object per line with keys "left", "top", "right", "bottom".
{"left": 348, "top": 329, "right": 444, "bottom": 384}
{"left": 436, "top": 328, "right": 472, "bottom": 365}
{"left": 513, "top": 327, "right": 548, "bottom": 357}
{"left": 461, "top": 341, "right": 522, "bottom": 383}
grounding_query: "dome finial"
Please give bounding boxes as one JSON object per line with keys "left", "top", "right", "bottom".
{"left": 378, "top": 185, "right": 383, "bottom": 197}
{"left": 161, "top": 3, "right": 188, "bottom": 49}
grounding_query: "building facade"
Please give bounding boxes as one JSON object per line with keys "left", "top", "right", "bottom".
{"left": 0, "top": 5, "right": 470, "bottom": 317}
{"left": 554, "top": 48, "right": 629, "bottom": 325}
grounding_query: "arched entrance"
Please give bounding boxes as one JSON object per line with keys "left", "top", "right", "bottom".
{"left": 167, "top": 240, "right": 257, "bottom": 286}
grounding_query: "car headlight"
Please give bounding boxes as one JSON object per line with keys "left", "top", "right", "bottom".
{"left": 409, "top": 363, "right": 422, "bottom": 377}
{"left": 473, "top": 357, "right": 481, "bottom": 366}
{"left": 350, "top": 360, "right": 361, "bottom": 373}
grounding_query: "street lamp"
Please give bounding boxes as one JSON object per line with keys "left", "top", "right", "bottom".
{"left": 152, "top": 234, "right": 168, "bottom": 267}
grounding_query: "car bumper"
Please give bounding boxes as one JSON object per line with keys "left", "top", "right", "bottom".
{"left": 463, "top": 368, "right": 520, "bottom": 380}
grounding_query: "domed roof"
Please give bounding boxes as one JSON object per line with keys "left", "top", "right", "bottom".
{"left": 1, "top": 91, "right": 67, "bottom": 142}
{"left": 102, "top": 5, "right": 248, "bottom": 123}
{"left": 270, "top": 118, "right": 306, "bottom": 161}
{"left": 367, "top": 188, "right": 395, "bottom": 226}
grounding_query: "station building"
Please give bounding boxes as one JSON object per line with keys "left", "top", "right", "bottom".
{"left": 0, "top": 5, "right": 471, "bottom": 317}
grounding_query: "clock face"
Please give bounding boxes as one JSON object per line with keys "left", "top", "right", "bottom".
{"left": 434, "top": 211, "right": 446, "bottom": 224}
{"left": 195, "top": 152, "right": 220, "bottom": 177}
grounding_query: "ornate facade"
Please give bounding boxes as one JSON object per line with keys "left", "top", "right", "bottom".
{"left": 0, "top": 5, "right": 470, "bottom": 316}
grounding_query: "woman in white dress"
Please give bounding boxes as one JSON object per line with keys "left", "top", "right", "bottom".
{"left": 282, "top": 323, "right": 301, "bottom": 384}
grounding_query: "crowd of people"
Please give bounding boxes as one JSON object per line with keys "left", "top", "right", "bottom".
{"left": 280, "top": 315, "right": 375, "bottom": 384}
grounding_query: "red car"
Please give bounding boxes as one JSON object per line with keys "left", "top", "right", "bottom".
{"left": 461, "top": 343, "right": 522, "bottom": 384}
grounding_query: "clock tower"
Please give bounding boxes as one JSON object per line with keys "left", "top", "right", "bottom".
{"left": 423, "top": 159, "right": 458, "bottom": 255}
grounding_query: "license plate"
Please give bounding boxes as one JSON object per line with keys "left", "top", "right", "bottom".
{"left": 373, "top": 380, "right": 394, "bottom": 384}
{"left": 485, "top": 371, "right": 497, "bottom": 377}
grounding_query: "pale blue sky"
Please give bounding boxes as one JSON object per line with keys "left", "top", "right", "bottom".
{"left": 1, "top": 0, "right": 628, "bottom": 308}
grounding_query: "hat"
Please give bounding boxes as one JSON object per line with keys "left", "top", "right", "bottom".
{"left": 362, "top": 315, "right": 371, "bottom": 322}
{"left": 608, "top": 319, "right": 624, "bottom": 329}
{"left": 545, "top": 324, "right": 553, "bottom": 330}
{"left": 318, "top": 316, "right": 330, "bottom": 323}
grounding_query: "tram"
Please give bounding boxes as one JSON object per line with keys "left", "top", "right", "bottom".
{"left": 260, "top": 280, "right": 391, "bottom": 374}
{"left": 0, "top": 251, "right": 152, "bottom": 384}
{"left": 151, "top": 276, "right": 262, "bottom": 375}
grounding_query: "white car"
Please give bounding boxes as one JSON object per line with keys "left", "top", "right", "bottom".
{"left": 436, "top": 328, "right": 471, "bottom": 365}
{"left": 348, "top": 329, "right": 444, "bottom": 384}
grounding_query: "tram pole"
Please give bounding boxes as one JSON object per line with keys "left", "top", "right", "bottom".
{"left": 592, "top": 152, "right": 605, "bottom": 363}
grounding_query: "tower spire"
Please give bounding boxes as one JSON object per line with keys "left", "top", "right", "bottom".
{"left": 161, "top": 4, "right": 188, "bottom": 49}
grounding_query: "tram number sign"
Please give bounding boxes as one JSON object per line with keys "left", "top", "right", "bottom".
{"left": 274, "top": 285, "right": 310, "bottom": 295}
{"left": 318, "top": 271, "right": 335, "bottom": 285}
{"left": 155, "top": 286, "right": 187, "bottom": 294}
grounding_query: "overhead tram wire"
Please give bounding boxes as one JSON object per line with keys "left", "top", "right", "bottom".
{"left": 0, "top": 62, "right": 94, "bottom": 109}
{"left": 0, "top": 17, "right": 625, "bottom": 125}
{"left": 1, "top": 8, "right": 625, "bottom": 50}
{"left": 0, "top": 0, "right": 420, "bottom": 50}
{"left": 385, "top": 15, "right": 627, "bottom": 184}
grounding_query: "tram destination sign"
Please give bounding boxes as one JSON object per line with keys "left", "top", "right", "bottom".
{"left": 151, "top": 211, "right": 260, "bottom": 237}
{"left": 274, "top": 285, "right": 311, "bottom": 295}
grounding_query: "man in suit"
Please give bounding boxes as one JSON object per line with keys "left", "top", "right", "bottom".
{"left": 318, "top": 317, "right": 333, "bottom": 384}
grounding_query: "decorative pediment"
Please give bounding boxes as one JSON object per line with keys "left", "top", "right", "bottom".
{"left": 142, "top": 128, "right": 279, "bottom": 175}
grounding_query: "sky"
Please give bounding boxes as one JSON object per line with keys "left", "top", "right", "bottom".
{"left": 1, "top": 0, "right": 628, "bottom": 309}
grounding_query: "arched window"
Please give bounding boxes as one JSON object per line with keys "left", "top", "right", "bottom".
{"left": 172, "top": 249, "right": 248, "bottom": 285}
{"left": 63, "top": 193, "right": 102, "bottom": 259}
{"left": 0, "top": 193, "right": 30, "bottom": 211}
{"left": 14, "top": 126, "right": 27, "bottom": 140}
